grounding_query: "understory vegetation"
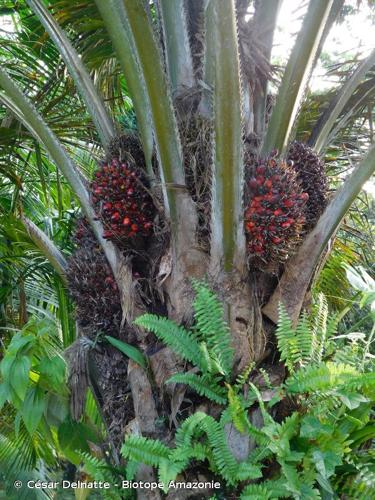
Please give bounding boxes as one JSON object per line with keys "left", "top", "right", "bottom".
{"left": 0, "top": 0, "right": 374, "bottom": 499}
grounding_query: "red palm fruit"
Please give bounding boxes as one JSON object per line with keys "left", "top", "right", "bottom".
{"left": 268, "top": 158, "right": 277, "bottom": 167}
{"left": 131, "top": 224, "right": 138, "bottom": 232}
{"left": 103, "top": 202, "right": 112, "bottom": 210}
{"left": 283, "top": 199, "right": 294, "bottom": 208}
{"left": 244, "top": 151, "right": 307, "bottom": 266}
{"left": 299, "top": 192, "right": 309, "bottom": 201}
{"left": 111, "top": 212, "right": 120, "bottom": 221}
{"left": 123, "top": 217, "right": 131, "bottom": 226}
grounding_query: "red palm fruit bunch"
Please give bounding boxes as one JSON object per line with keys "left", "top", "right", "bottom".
{"left": 66, "top": 243, "right": 122, "bottom": 336}
{"left": 244, "top": 152, "right": 309, "bottom": 265}
{"left": 90, "top": 157, "right": 155, "bottom": 245}
{"left": 287, "top": 141, "right": 327, "bottom": 230}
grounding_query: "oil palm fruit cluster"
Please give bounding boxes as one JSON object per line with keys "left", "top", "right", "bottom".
{"left": 67, "top": 224, "right": 122, "bottom": 335}
{"left": 72, "top": 217, "right": 97, "bottom": 248}
{"left": 90, "top": 158, "right": 155, "bottom": 245}
{"left": 287, "top": 141, "right": 328, "bottom": 230}
{"left": 245, "top": 152, "right": 309, "bottom": 264}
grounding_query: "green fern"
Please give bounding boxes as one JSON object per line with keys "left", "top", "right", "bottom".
{"left": 240, "top": 483, "right": 274, "bottom": 500}
{"left": 135, "top": 282, "right": 235, "bottom": 404}
{"left": 192, "top": 281, "right": 234, "bottom": 376}
{"left": 79, "top": 452, "right": 122, "bottom": 500}
{"left": 121, "top": 411, "right": 261, "bottom": 489}
{"left": 234, "top": 362, "right": 256, "bottom": 389}
{"left": 275, "top": 302, "right": 305, "bottom": 372}
{"left": 286, "top": 362, "right": 359, "bottom": 394}
{"left": 276, "top": 294, "right": 346, "bottom": 371}
{"left": 133, "top": 314, "right": 203, "bottom": 369}
{"left": 198, "top": 414, "right": 251, "bottom": 484}
{"left": 226, "top": 385, "right": 269, "bottom": 445}
{"left": 121, "top": 435, "right": 170, "bottom": 467}
{"left": 167, "top": 373, "right": 227, "bottom": 404}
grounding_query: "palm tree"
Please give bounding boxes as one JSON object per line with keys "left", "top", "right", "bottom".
{"left": 0, "top": 0, "right": 374, "bottom": 496}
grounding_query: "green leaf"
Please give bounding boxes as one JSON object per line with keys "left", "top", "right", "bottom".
{"left": 0, "top": 382, "right": 10, "bottom": 411}
{"left": 9, "top": 355, "right": 31, "bottom": 401}
{"left": 167, "top": 373, "right": 227, "bottom": 404}
{"left": 312, "top": 450, "right": 341, "bottom": 479}
{"left": 21, "top": 385, "right": 47, "bottom": 435}
{"left": 105, "top": 335, "right": 147, "bottom": 369}
{"left": 5, "top": 332, "right": 34, "bottom": 357}
{"left": 134, "top": 314, "right": 203, "bottom": 369}
{"left": 45, "top": 393, "right": 69, "bottom": 427}
{"left": 39, "top": 356, "right": 66, "bottom": 391}
{"left": 58, "top": 419, "right": 99, "bottom": 465}
{"left": 121, "top": 435, "right": 171, "bottom": 467}
{"left": 300, "top": 416, "right": 334, "bottom": 439}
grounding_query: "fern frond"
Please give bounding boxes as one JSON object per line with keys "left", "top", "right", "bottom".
{"left": 286, "top": 362, "right": 359, "bottom": 394}
{"left": 167, "top": 373, "right": 227, "bottom": 404}
{"left": 174, "top": 412, "right": 207, "bottom": 449}
{"left": 240, "top": 483, "right": 273, "bottom": 499}
{"left": 121, "top": 435, "right": 171, "bottom": 467}
{"left": 344, "top": 371, "right": 375, "bottom": 393}
{"left": 275, "top": 303, "right": 297, "bottom": 372}
{"left": 134, "top": 314, "right": 203, "bottom": 368}
{"left": 79, "top": 452, "right": 122, "bottom": 500}
{"left": 227, "top": 385, "right": 248, "bottom": 433}
{"left": 234, "top": 362, "right": 256, "bottom": 389}
{"left": 192, "top": 281, "right": 234, "bottom": 376}
{"left": 236, "top": 461, "right": 263, "bottom": 481}
{"left": 295, "top": 312, "right": 313, "bottom": 366}
{"left": 310, "top": 293, "right": 328, "bottom": 363}
{"left": 199, "top": 415, "right": 239, "bottom": 484}
{"left": 226, "top": 385, "right": 268, "bottom": 445}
